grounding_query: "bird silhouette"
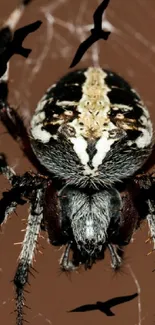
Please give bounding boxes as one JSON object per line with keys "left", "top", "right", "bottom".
{"left": 70, "top": 0, "right": 111, "bottom": 68}
{"left": 68, "top": 293, "right": 138, "bottom": 316}
{"left": 0, "top": 20, "right": 42, "bottom": 78}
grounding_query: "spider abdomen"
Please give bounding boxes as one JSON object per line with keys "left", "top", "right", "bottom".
{"left": 30, "top": 67, "right": 153, "bottom": 187}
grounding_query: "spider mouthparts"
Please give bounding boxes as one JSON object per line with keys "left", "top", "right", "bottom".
{"left": 84, "top": 257, "right": 95, "bottom": 270}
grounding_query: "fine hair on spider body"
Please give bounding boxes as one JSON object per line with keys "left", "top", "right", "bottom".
{"left": 1, "top": 2, "right": 155, "bottom": 325}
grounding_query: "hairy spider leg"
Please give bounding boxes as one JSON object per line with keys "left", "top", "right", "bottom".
{"left": 147, "top": 200, "right": 155, "bottom": 253}
{"left": 0, "top": 2, "right": 46, "bottom": 325}
{"left": 0, "top": 153, "right": 47, "bottom": 223}
{"left": 59, "top": 242, "right": 77, "bottom": 271}
{"left": 14, "top": 188, "right": 44, "bottom": 325}
{"left": 134, "top": 172, "right": 155, "bottom": 253}
{"left": 0, "top": 154, "right": 25, "bottom": 225}
{"left": 0, "top": 154, "right": 47, "bottom": 324}
{"left": 108, "top": 244, "right": 122, "bottom": 270}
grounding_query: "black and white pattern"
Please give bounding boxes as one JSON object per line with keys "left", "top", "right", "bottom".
{"left": 31, "top": 67, "right": 153, "bottom": 188}
{"left": 1, "top": 5, "right": 155, "bottom": 325}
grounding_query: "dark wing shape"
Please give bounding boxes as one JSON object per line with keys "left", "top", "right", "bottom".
{"left": 0, "top": 1, "right": 34, "bottom": 55}
{"left": 0, "top": 21, "right": 42, "bottom": 78}
{"left": 0, "top": 60, "right": 7, "bottom": 78}
{"left": 68, "top": 304, "right": 97, "bottom": 313}
{"left": 68, "top": 293, "right": 138, "bottom": 316}
{"left": 69, "top": 35, "right": 96, "bottom": 68}
{"left": 11, "top": 20, "right": 42, "bottom": 57}
{"left": 97, "top": 293, "right": 138, "bottom": 309}
{"left": 0, "top": 27, "right": 12, "bottom": 55}
{"left": 21, "top": 0, "right": 32, "bottom": 5}
{"left": 93, "top": 0, "right": 110, "bottom": 30}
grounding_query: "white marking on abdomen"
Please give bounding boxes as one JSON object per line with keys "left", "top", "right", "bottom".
{"left": 127, "top": 108, "right": 153, "bottom": 148}
{"left": 31, "top": 124, "right": 51, "bottom": 142}
{"left": 69, "top": 136, "right": 89, "bottom": 165}
{"left": 56, "top": 100, "right": 78, "bottom": 106}
{"left": 31, "top": 111, "right": 51, "bottom": 143}
{"left": 128, "top": 126, "right": 152, "bottom": 148}
{"left": 92, "top": 134, "right": 116, "bottom": 169}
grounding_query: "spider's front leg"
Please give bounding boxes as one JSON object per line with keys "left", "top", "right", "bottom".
{"left": 0, "top": 154, "right": 47, "bottom": 325}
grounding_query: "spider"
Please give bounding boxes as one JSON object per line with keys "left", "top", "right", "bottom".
{"left": 1, "top": 3, "right": 155, "bottom": 325}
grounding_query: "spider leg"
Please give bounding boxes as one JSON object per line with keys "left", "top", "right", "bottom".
{"left": 0, "top": 186, "right": 26, "bottom": 225}
{"left": 14, "top": 188, "right": 44, "bottom": 325}
{"left": 0, "top": 152, "right": 16, "bottom": 182}
{"left": 147, "top": 200, "right": 155, "bottom": 250}
{"left": 0, "top": 153, "right": 47, "bottom": 324}
{"left": 59, "top": 242, "right": 77, "bottom": 271}
{"left": 108, "top": 244, "right": 122, "bottom": 270}
{"left": 134, "top": 172, "right": 155, "bottom": 250}
{"left": 0, "top": 153, "right": 47, "bottom": 225}
{"left": 0, "top": 153, "right": 25, "bottom": 224}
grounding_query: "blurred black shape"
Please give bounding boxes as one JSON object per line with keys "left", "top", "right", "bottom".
{"left": 0, "top": 20, "right": 42, "bottom": 78}
{"left": 70, "top": 0, "right": 111, "bottom": 68}
{"left": 69, "top": 292, "right": 138, "bottom": 316}
{"left": 21, "top": 0, "right": 32, "bottom": 4}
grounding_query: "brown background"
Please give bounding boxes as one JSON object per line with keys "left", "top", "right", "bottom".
{"left": 0, "top": 0, "right": 155, "bottom": 324}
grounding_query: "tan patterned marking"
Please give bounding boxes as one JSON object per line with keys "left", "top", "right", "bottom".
{"left": 69, "top": 67, "right": 113, "bottom": 139}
